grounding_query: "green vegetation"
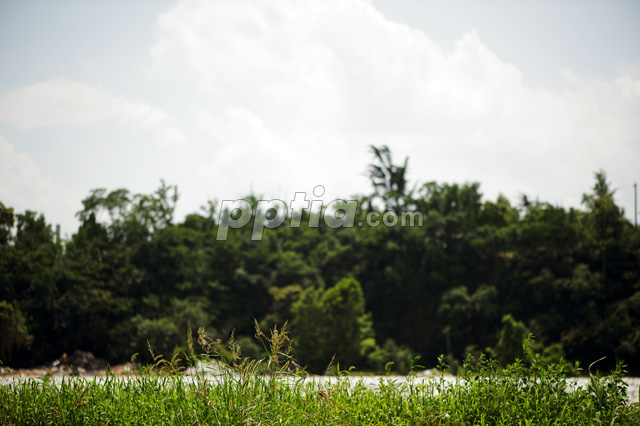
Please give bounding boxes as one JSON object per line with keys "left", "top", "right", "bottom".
{"left": 1, "top": 326, "right": 639, "bottom": 425}
{"left": 1, "top": 147, "right": 640, "bottom": 376}
{"left": 291, "top": 277, "right": 374, "bottom": 373}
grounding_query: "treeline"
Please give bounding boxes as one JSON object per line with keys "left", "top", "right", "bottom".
{"left": 1, "top": 147, "right": 639, "bottom": 374}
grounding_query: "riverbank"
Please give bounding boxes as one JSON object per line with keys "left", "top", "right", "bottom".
{"left": 2, "top": 367, "right": 639, "bottom": 425}
{"left": 3, "top": 367, "right": 639, "bottom": 403}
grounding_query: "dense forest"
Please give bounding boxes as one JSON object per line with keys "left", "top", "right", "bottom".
{"left": 1, "top": 146, "right": 639, "bottom": 375}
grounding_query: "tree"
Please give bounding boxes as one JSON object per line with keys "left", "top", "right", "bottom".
{"left": 0, "top": 300, "right": 32, "bottom": 362}
{"left": 0, "top": 203, "right": 16, "bottom": 301}
{"left": 0, "top": 202, "right": 14, "bottom": 246}
{"left": 132, "top": 180, "right": 179, "bottom": 232}
{"left": 494, "top": 314, "right": 527, "bottom": 365}
{"left": 438, "top": 284, "right": 498, "bottom": 358}
{"left": 321, "top": 277, "right": 374, "bottom": 368}
{"left": 292, "top": 277, "right": 373, "bottom": 373}
{"left": 290, "top": 287, "right": 325, "bottom": 372}
{"left": 368, "top": 145, "right": 412, "bottom": 213}
{"left": 10, "top": 211, "right": 62, "bottom": 365}
{"left": 582, "top": 170, "right": 625, "bottom": 277}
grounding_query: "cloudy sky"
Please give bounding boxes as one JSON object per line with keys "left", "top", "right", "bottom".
{"left": 1, "top": 0, "right": 639, "bottom": 235}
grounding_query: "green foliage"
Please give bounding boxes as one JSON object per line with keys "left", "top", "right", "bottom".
{"left": 2, "top": 347, "right": 639, "bottom": 425}
{"left": 2, "top": 152, "right": 640, "bottom": 376}
{"left": 582, "top": 170, "right": 626, "bottom": 277}
{"left": 130, "top": 297, "right": 213, "bottom": 362}
{"left": 367, "top": 338, "right": 415, "bottom": 374}
{"left": 368, "top": 144, "right": 412, "bottom": 213}
{"left": 263, "top": 284, "right": 303, "bottom": 330}
{"left": 292, "top": 277, "right": 374, "bottom": 373}
{"left": 0, "top": 300, "right": 32, "bottom": 362}
{"left": 0, "top": 201, "right": 14, "bottom": 245}
{"left": 493, "top": 314, "right": 527, "bottom": 365}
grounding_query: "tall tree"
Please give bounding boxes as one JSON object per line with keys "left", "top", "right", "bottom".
{"left": 292, "top": 277, "right": 373, "bottom": 373}
{"left": 368, "top": 145, "right": 412, "bottom": 213}
{"left": 582, "top": 170, "right": 625, "bottom": 278}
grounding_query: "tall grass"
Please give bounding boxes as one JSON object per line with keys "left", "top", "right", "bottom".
{"left": 1, "top": 324, "right": 639, "bottom": 425}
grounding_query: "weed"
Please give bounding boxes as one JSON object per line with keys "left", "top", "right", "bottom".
{"left": 1, "top": 324, "right": 639, "bottom": 425}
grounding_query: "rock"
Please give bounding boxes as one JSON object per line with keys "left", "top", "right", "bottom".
{"left": 109, "top": 363, "right": 137, "bottom": 375}
{"left": 55, "top": 350, "right": 108, "bottom": 374}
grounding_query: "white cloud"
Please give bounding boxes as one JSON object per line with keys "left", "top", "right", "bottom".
{"left": 1, "top": 0, "right": 637, "bottom": 239}
{"left": 0, "top": 136, "right": 54, "bottom": 209}
{"left": 148, "top": 0, "right": 640, "bottom": 218}
{"left": 0, "top": 78, "right": 185, "bottom": 148}
{"left": 149, "top": 1, "right": 529, "bottom": 132}
{"left": 196, "top": 106, "right": 297, "bottom": 184}
{"left": 616, "top": 75, "right": 640, "bottom": 98}
{"left": 0, "top": 137, "right": 81, "bottom": 235}
{"left": 195, "top": 106, "right": 340, "bottom": 197}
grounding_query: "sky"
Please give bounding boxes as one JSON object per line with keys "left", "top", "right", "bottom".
{"left": 1, "top": 0, "right": 639, "bottom": 236}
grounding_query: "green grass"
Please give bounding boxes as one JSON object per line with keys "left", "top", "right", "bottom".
{"left": 1, "top": 325, "right": 639, "bottom": 425}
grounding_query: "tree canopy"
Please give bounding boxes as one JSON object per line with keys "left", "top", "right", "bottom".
{"left": 1, "top": 153, "right": 639, "bottom": 375}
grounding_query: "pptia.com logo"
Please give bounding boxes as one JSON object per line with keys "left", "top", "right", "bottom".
{"left": 216, "top": 185, "right": 423, "bottom": 241}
